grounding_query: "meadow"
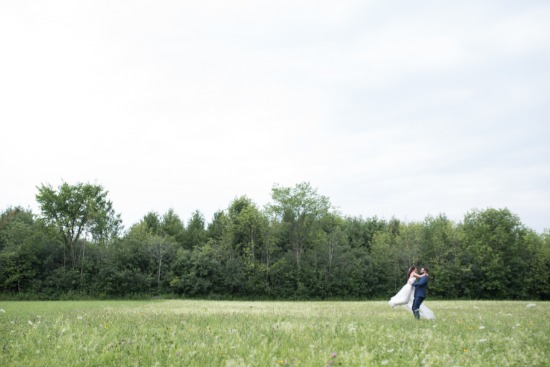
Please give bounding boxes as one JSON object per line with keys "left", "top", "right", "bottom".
{"left": 1, "top": 300, "right": 548, "bottom": 366}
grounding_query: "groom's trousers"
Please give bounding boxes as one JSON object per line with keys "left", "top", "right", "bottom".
{"left": 412, "top": 296, "right": 425, "bottom": 319}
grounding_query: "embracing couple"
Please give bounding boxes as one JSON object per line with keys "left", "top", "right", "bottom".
{"left": 388, "top": 266, "right": 435, "bottom": 320}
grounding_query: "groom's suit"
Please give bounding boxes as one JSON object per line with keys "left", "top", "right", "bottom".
{"left": 411, "top": 275, "right": 428, "bottom": 319}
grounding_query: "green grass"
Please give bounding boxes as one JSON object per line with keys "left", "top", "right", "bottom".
{"left": 1, "top": 300, "right": 548, "bottom": 366}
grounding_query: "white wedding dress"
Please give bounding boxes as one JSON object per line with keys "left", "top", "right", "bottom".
{"left": 388, "top": 276, "right": 436, "bottom": 320}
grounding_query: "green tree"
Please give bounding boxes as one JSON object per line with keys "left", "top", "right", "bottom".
{"left": 36, "top": 182, "right": 122, "bottom": 271}
{"left": 160, "top": 209, "right": 185, "bottom": 245}
{"left": 107, "top": 222, "right": 153, "bottom": 295}
{"left": 266, "top": 182, "right": 333, "bottom": 291}
{"left": 148, "top": 234, "right": 177, "bottom": 291}
{"left": 523, "top": 229, "right": 550, "bottom": 299}
{"left": 228, "top": 196, "right": 266, "bottom": 261}
{"left": 369, "top": 224, "right": 404, "bottom": 297}
{"left": 142, "top": 211, "right": 161, "bottom": 235}
{"left": 0, "top": 208, "right": 39, "bottom": 293}
{"left": 343, "top": 216, "right": 385, "bottom": 249}
{"left": 462, "top": 208, "right": 527, "bottom": 299}
{"left": 420, "top": 215, "right": 463, "bottom": 298}
{"left": 183, "top": 211, "right": 207, "bottom": 249}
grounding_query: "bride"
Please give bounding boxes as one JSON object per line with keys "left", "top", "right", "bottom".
{"left": 388, "top": 266, "right": 435, "bottom": 320}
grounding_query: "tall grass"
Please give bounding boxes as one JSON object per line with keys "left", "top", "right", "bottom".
{"left": 1, "top": 300, "right": 548, "bottom": 366}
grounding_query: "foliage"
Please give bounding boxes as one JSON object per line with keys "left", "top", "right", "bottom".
{"left": 35, "top": 182, "right": 122, "bottom": 270}
{"left": 0, "top": 181, "right": 549, "bottom": 300}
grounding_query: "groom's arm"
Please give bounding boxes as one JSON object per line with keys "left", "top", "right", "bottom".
{"left": 412, "top": 276, "right": 428, "bottom": 287}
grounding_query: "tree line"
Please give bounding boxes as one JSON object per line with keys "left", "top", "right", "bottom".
{"left": 1, "top": 182, "right": 548, "bottom": 300}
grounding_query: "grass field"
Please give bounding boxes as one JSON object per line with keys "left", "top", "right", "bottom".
{"left": 1, "top": 300, "right": 548, "bottom": 366}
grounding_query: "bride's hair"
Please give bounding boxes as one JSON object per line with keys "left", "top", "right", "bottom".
{"left": 407, "top": 266, "right": 417, "bottom": 280}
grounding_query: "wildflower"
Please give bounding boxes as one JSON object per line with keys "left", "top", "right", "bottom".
{"left": 325, "top": 352, "right": 338, "bottom": 366}
{"left": 381, "top": 360, "right": 389, "bottom": 365}
{"left": 478, "top": 339, "right": 487, "bottom": 343}
{"left": 526, "top": 303, "right": 536, "bottom": 308}
{"left": 28, "top": 320, "right": 34, "bottom": 326}
{"left": 0, "top": 308, "right": 5, "bottom": 313}
{"left": 478, "top": 326, "right": 485, "bottom": 329}
{"left": 463, "top": 348, "right": 468, "bottom": 353}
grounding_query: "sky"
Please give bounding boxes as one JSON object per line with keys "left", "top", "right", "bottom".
{"left": 1, "top": 1, "right": 549, "bottom": 233}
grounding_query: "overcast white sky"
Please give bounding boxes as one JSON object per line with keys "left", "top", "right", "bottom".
{"left": 1, "top": 0, "right": 549, "bottom": 233}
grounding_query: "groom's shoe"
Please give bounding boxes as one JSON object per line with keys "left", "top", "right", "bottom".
{"left": 413, "top": 310, "right": 420, "bottom": 320}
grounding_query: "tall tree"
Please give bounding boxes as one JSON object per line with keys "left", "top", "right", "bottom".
{"left": 0, "top": 207, "right": 38, "bottom": 293}
{"left": 228, "top": 196, "right": 266, "bottom": 261}
{"left": 161, "top": 209, "right": 186, "bottom": 246}
{"left": 266, "top": 182, "right": 332, "bottom": 289}
{"left": 184, "top": 210, "right": 207, "bottom": 249}
{"left": 36, "top": 182, "right": 122, "bottom": 270}
{"left": 462, "top": 208, "right": 527, "bottom": 298}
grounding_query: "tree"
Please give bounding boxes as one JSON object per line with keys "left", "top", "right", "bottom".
{"left": 461, "top": 208, "right": 527, "bottom": 299}
{"left": 420, "top": 215, "right": 463, "bottom": 298}
{"left": 160, "top": 209, "right": 185, "bottom": 245}
{"left": 35, "top": 182, "right": 122, "bottom": 270}
{"left": 148, "top": 234, "right": 176, "bottom": 291}
{"left": 0, "top": 207, "right": 38, "bottom": 293}
{"left": 228, "top": 196, "right": 266, "bottom": 260}
{"left": 226, "top": 196, "right": 269, "bottom": 294}
{"left": 343, "top": 216, "right": 385, "bottom": 249}
{"left": 266, "top": 182, "right": 332, "bottom": 290}
{"left": 142, "top": 211, "right": 161, "bottom": 235}
{"left": 523, "top": 230, "right": 550, "bottom": 299}
{"left": 183, "top": 210, "right": 207, "bottom": 249}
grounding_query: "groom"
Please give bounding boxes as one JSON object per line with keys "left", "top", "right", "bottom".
{"left": 411, "top": 267, "right": 429, "bottom": 320}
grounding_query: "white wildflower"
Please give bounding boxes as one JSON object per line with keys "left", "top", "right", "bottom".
{"left": 387, "top": 349, "right": 394, "bottom": 353}
{"left": 526, "top": 303, "right": 536, "bottom": 308}
{"left": 77, "top": 316, "right": 83, "bottom": 320}
{"left": 479, "top": 326, "right": 485, "bottom": 329}
{"left": 28, "top": 320, "right": 33, "bottom": 326}
{"left": 0, "top": 308, "right": 5, "bottom": 313}
{"left": 478, "top": 339, "right": 487, "bottom": 343}
{"left": 381, "top": 360, "right": 389, "bottom": 365}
